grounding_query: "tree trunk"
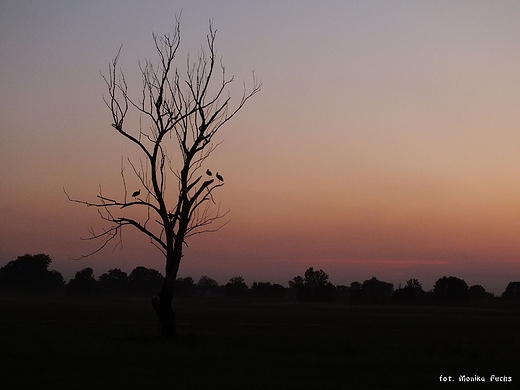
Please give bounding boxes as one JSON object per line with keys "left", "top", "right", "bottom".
{"left": 152, "top": 280, "right": 176, "bottom": 338}
{"left": 152, "top": 243, "right": 181, "bottom": 338}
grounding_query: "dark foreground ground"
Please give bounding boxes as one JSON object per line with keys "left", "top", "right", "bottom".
{"left": 0, "top": 297, "right": 518, "bottom": 390}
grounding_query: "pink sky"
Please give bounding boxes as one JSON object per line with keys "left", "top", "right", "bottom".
{"left": 2, "top": 1, "right": 520, "bottom": 294}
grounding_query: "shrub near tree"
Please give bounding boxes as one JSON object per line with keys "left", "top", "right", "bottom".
{"left": 98, "top": 269, "right": 128, "bottom": 294}
{"left": 0, "top": 253, "right": 64, "bottom": 294}
{"left": 468, "top": 284, "right": 493, "bottom": 300}
{"left": 196, "top": 276, "right": 219, "bottom": 291}
{"left": 347, "top": 282, "right": 366, "bottom": 304}
{"left": 392, "top": 279, "right": 424, "bottom": 305}
{"left": 251, "top": 282, "right": 286, "bottom": 299}
{"left": 175, "top": 277, "right": 196, "bottom": 297}
{"left": 289, "top": 268, "right": 335, "bottom": 302}
{"left": 224, "top": 276, "right": 249, "bottom": 299}
{"left": 128, "top": 267, "right": 164, "bottom": 295}
{"left": 433, "top": 276, "right": 469, "bottom": 304}
{"left": 501, "top": 281, "right": 520, "bottom": 300}
{"left": 67, "top": 268, "right": 97, "bottom": 296}
{"left": 360, "top": 277, "right": 394, "bottom": 304}
{"left": 347, "top": 278, "right": 394, "bottom": 304}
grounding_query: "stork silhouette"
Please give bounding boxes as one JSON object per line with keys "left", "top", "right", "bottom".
{"left": 216, "top": 172, "right": 224, "bottom": 182}
{"left": 206, "top": 169, "right": 212, "bottom": 176}
{"left": 132, "top": 189, "right": 140, "bottom": 198}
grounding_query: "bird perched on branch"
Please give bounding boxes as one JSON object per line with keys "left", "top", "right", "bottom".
{"left": 132, "top": 189, "right": 140, "bottom": 198}
{"left": 216, "top": 172, "right": 224, "bottom": 182}
{"left": 206, "top": 169, "right": 212, "bottom": 176}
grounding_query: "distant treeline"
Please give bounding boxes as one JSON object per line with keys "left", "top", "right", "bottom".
{"left": 1, "top": 254, "right": 520, "bottom": 305}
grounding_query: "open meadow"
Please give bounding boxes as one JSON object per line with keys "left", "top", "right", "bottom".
{"left": 0, "top": 297, "right": 518, "bottom": 389}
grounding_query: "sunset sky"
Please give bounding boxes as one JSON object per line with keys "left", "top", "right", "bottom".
{"left": 2, "top": 1, "right": 520, "bottom": 294}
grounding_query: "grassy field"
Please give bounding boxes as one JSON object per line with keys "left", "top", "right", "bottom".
{"left": 0, "top": 297, "right": 518, "bottom": 389}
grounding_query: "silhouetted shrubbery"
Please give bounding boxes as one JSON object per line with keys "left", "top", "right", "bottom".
{"left": 468, "top": 284, "right": 494, "bottom": 300}
{"left": 0, "top": 253, "right": 64, "bottom": 294}
{"left": 289, "top": 268, "right": 336, "bottom": 302}
{"left": 361, "top": 277, "right": 394, "bottom": 304}
{"left": 501, "top": 281, "right": 520, "bottom": 300}
{"left": 433, "top": 276, "right": 469, "bottom": 304}
{"left": 67, "top": 268, "right": 97, "bottom": 296}
{"left": 224, "top": 276, "right": 249, "bottom": 299}
{"left": 175, "top": 277, "right": 196, "bottom": 297}
{"left": 392, "top": 279, "right": 424, "bottom": 305}
{"left": 251, "top": 282, "right": 286, "bottom": 299}
{"left": 98, "top": 269, "right": 128, "bottom": 294}
{"left": 3, "top": 253, "right": 519, "bottom": 308}
{"left": 128, "top": 266, "right": 164, "bottom": 295}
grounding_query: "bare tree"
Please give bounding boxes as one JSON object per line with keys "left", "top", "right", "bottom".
{"left": 65, "top": 18, "right": 260, "bottom": 336}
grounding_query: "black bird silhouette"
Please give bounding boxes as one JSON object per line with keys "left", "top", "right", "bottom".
{"left": 206, "top": 169, "right": 212, "bottom": 176}
{"left": 216, "top": 172, "right": 224, "bottom": 182}
{"left": 132, "top": 189, "right": 140, "bottom": 197}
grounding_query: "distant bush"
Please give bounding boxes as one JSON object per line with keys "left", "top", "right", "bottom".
{"left": 392, "top": 279, "right": 424, "bottom": 305}
{"left": 98, "top": 269, "right": 128, "bottom": 294}
{"left": 224, "top": 276, "right": 249, "bottom": 299}
{"left": 501, "top": 282, "right": 520, "bottom": 300}
{"left": 251, "top": 282, "right": 286, "bottom": 299}
{"left": 196, "top": 276, "right": 219, "bottom": 290}
{"left": 289, "top": 268, "right": 336, "bottom": 302}
{"left": 128, "top": 266, "right": 164, "bottom": 295}
{"left": 67, "top": 268, "right": 97, "bottom": 296}
{"left": 360, "top": 277, "right": 394, "bottom": 304}
{"left": 0, "top": 253, "right": 64, "bottom": 294}
{"left": 468, "top": 284, "right": 494, "bottom": 300}
{"left": 433, "top": 276, "right": 469, "bottom": 304}
{"left": 175, "top": 277, "right": 196, "bottom": 297}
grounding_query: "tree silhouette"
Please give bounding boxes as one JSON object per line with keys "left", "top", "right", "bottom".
{"left": 251, "top": 282, "right": 286, "bottom": 299}
{"left": 224, "top": 276, "right": 248, "bottom": 299}
{"left": 468, "top": 284, "right": 492, "bottom": 300}
{"left": 433, "top": 276, "right": 469, "bottom": 304}
{"left": 128, "top": 266, "right": 164, "bottom": 294}
{"left": 67, "top": 268, "right": 97, "bottom": 296}
{"left": 174, "top": 276, "right": 196, "bottom": 297}
{"left": 289, "top": 267, "right": 335, "bottom": 302}
{"left": 501, "top": 281, "right": 520, "bottom": 300}
{"left": 0, "top": 253, "right": 64, "bottom": 294}
{"left": 392, "top": 278, "right": 424, "bottom": 305}
{"left": 65, "top": 17, "right": 260, "bottom": 336}
{"left": 360, "top": 277, "right": 394, "bottom": 304}
{"left": 98, "top": 268, "right": 128, "bottom": 294}
{"left": 197, "top": 275, "right": 219, "bottom": 288}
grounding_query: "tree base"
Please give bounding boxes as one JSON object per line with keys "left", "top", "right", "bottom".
{"left": 152, "top": 296, "right": 176, "bottom": 338}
